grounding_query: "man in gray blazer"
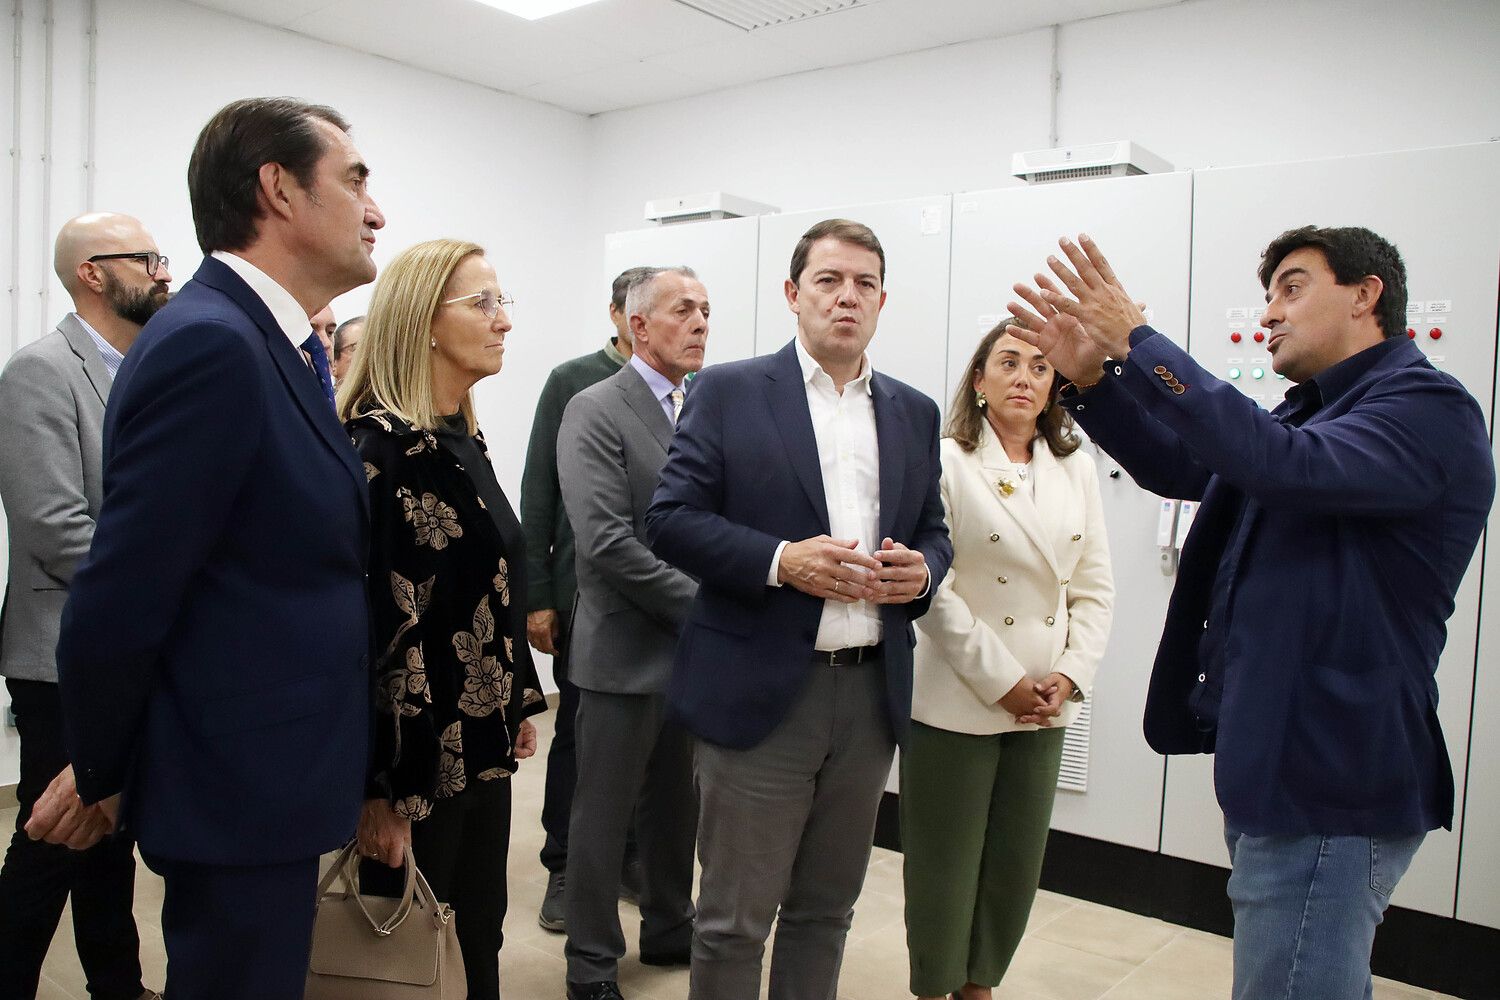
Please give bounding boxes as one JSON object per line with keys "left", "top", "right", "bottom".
{"left": 0, "top": 212, "right": 171, "bottom": 1000}
{"left": 556, "top": 266, "right": 710, "bottom": 1000}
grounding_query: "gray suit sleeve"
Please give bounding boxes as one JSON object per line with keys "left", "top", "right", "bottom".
{"left": 557, "top": 391, "right": 696, "bottom": 629}
{"left": 0, "top": 351, "right": 94, "bottom": 585}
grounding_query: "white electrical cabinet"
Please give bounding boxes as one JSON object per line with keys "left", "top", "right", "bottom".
{"left": 602, "top": 216, "right": 762, "bottom": 369}
{"left": 946, "top": 172, "right": 1193, "bottom": 851}
{"left": 1162, "top": 142, "right": 1500, "bottom": 919}
{"left": 1464, "top": 339, "right": 1500, "bottom": 930}
{"left": 752, "top": 196, "right": 954, "bottom": 411}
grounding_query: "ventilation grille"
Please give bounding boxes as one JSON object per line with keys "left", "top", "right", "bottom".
{"left": 1057, "top": 693, "right": 1092, "bottom": 792}
{"left": 672, "top": 0, "right": 877, "bottom": 31}
{"left": 1027, "top": 164, "right": 1145, "bottom": 185}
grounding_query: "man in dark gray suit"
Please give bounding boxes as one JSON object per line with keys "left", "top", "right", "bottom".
{"left": 0, "top": 212, "right": 171, "bottom": 1000}
{"left": 556, "top": 267, "right": 710, "bottom": 1000}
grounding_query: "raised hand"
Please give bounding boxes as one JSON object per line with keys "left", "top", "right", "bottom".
{"left": 1040, "top": 234, "right": 1148, "bottom": 358}
{"left": 1007, "top": 272, "right": 1108, "bottom": 383}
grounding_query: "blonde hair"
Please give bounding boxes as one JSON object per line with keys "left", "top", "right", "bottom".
{"left": 337, "top": 239, "right": 484, "bottom": 434}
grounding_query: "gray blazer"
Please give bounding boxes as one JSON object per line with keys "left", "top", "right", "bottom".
{"left": 557, "top": 363, "right": 696, "bottom": 694}
{"left": 0, "top": 315, "right": 111, "bottom": 682}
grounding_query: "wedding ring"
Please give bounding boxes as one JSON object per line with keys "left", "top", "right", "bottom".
{"left": 834, "top": 580, "right": 841, "bottom": 593}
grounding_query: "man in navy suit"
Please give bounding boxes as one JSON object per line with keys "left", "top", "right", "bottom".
{"left": 1009, "top": 229, "right": 1493, "bottom": 1000}
{"left": 26, "top": 97, "right": 385, "bottom": 999}
{"left": 647, "top": 219, "right": 951, "bottom": 1000}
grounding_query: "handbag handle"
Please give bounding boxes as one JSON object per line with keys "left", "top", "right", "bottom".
{"left": 318, "top": 840, "right": 448, "bottom": 935}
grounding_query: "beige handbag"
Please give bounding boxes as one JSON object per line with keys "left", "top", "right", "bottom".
{"left": 304, "top": 841, "right": 465, "bottom": 999}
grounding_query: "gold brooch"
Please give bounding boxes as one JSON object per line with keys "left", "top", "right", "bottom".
{"left": 997, "top": 478, "right": 1017, "bottom": 497}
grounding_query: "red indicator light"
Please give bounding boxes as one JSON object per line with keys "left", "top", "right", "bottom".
{"left": 1429, "top": 329, "right": 1442, "bottom": 340}
{"left": 1407, "top": 329, "right": 1416, "bottom": 339}
{"left": 1230, "top": 332, "right": 1242, "bottom": 343}
{"left": 1253, "top": 331, "right": 1265, "bottom": 343}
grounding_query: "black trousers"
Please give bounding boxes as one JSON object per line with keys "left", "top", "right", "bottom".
{"left": 0, "top": 678, "right": 144, "bottom": 1000}
{"left": 539, "top": 626, "right": 579, "bottom": 874}
{"left": 363, "top": 779, "right": 513, "bottom": 1000}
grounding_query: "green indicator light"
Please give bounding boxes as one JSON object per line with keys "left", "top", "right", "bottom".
{"left": 1251, "top": 367, "right": 1265, "bottom": 380}
{"left": 1228, "top": 367, "right": 1242, "bottom": 380}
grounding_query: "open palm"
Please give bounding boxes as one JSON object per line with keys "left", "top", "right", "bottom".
{"left": 1007, "top": 275, "right": 1109, "bottom": 382}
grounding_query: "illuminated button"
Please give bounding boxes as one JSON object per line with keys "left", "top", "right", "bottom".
{"left": 1251, "top": 367, "right": 1265, "bottom": 380}
{"left": 1228, "top": 367, "right": 1242, "bottom": 380}
{"left": 1253, "top": 331, "right": 1265, "bottom": 343}
{"left": 1407, "top": 329, "right": 1417, "bottom": 339}
{"left": 1429, "top": 329, "right": 1443, "bottom": 340}
{"left": 1275, "top": 373, "right": 1287, "bottom": 380}
{"left": 1230, "top": 332, "right": 1242, "bottom": 343}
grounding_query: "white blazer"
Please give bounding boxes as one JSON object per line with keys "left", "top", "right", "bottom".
{"left": 913, "top": 423, "right": 1113, "bottom": 734}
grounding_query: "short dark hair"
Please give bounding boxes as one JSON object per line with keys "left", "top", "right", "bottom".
{"left": 333, "top": 315, "right": 365, "bottom": 359}
{"left": 789, "top": 219, "right": 886, "bottom": 286}
{"left": 611, "top": 266, "right": 657, "bottom": 312}
{"left": 1258, "top": 226, "right": 1407, "bottom": 339}
{"left": 188, "top": 97, "right": 350, "bottom": 254}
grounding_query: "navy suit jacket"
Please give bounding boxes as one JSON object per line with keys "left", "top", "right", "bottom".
{"left": 1067, "top": 328, "right": 1493, "bottom": 836}
{"left": 57, "top": 256, "right": 371, "bottom": 866}
{"left": 645, "top": 340, "right": 951, "bottom": 750}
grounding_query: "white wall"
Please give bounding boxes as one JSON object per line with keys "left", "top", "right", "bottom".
{"left": 585, "top": 0, "right": 1500, "bottom": 250}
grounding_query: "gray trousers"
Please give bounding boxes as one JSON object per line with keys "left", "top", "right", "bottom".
{"left": 564, "top": 688, "right": 697, "bottom": 983}
{"left": 689, "top": 659, "right": 895, "bottom": 1000}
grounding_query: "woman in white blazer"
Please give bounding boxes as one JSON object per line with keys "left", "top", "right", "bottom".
{"left": 902, "top": 320, "right": 1113, "bottom": 1000}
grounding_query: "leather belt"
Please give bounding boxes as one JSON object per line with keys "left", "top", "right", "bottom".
{"left": 815, "top": 643, "right": 883, "bottom": 667}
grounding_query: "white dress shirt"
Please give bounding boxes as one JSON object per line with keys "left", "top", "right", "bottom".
{"left": 767, "top": 337, "right": 883, "bottom": 651}
{"left": 211, "top": 251, "right": 314, "bottom": 357}
{"left": 628, "top": 353, "right": 686, "bottom": 425}
{"left": 75, "top": 314, "right": 125, "bottom": 380}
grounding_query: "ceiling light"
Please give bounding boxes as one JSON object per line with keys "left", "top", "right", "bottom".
{"left": 469, "top": 0, "right": 607, "bottom": 20}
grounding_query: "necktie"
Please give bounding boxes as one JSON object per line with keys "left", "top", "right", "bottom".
{"left": 301, "top": 332, "right": 335, "bottom": 406}
{"left": 669, "top": 387, "right": 684, "bottom": 426}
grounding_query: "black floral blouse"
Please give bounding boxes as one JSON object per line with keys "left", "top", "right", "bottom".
{"left": 348, "top": 408, "right": 546, "bottom": 821}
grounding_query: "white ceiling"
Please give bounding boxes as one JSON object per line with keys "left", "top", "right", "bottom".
{"left": 187, "top": 0, "right": 1182, "bottom": 116}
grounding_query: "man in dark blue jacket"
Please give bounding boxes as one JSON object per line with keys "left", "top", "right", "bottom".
{"left": 647, "top": 219, "right": 951, "bottom": 1000}
{"left": 26, "top": 97, "right": 385, "bottom": 999}
{"left": 1009, "top": 228, "right": 1493, "bottom": 1000}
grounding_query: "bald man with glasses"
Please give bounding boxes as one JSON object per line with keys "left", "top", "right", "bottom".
{"left": 0, "top": 212, "right": 171, "bottom": 1000}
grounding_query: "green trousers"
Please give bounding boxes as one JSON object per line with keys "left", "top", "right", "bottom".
{"left": 899, "top": 721, "right": 1067, "bottom": 996}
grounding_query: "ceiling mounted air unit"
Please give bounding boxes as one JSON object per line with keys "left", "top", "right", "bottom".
{"left": 644, "top": 192, "right": 779, "bottom": 225}
{"left": 672, "top": 0, "right": 881, "bottom": 32}
{"left": 1012, "top": 141, "right": 1173, "bottom": 184}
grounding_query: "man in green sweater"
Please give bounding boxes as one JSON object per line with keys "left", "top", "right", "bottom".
{"left": 523, "top": 266, "right": 655, "bottom": 931}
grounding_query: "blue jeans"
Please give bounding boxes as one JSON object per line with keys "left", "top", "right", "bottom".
{"left": 1224, "top": 824, "right": 1424, "bottom": 1000}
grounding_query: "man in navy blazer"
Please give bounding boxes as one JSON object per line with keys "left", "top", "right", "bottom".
{"left": 647, "top": 219, "right": 951, "bottom": 1000}
{"left": 1009, "top": 228, "right": 1493, "bottom": 1000}
{"left": 27, "top": 98, "right": 386, "bottom": 999}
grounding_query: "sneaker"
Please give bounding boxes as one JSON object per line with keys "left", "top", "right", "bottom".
{"left": 538, "top": 870, "right": 566, "bottom": 932}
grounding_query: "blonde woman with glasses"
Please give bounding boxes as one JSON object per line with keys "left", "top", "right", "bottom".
{"left": 337, "top": 239, "right": 546, "bottom": 999}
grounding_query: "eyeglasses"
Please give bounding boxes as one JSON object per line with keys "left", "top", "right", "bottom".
{"left": 87, "top": 251, "right": 169, "bottom": 277}
{"left": 442, "top": 289, "right": 514, "bottom": 320}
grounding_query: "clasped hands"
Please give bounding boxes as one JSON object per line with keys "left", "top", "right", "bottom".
{"left": 1000, "top": 673, "right": 1075, "bottom": 727}
{"left": 1005, "top": 234, "right": 1150, "bottom": 383}
{"left": 778, "top": 535, "right": 927, "bottom": 605}
{"left": 23, "top": 765, "right": 119, "bottom": 851}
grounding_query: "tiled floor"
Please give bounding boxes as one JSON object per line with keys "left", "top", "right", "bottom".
{"left": 5, "top": 708, "right": 1456, "bottom": 1000}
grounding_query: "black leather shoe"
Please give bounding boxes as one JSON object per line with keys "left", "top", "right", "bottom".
{"left": 566, "top": 982, "right": 623, "bottom": 1000}
{"left": 538, "top": 870, "right": 565, "bottom": 932}
{"left": 639, "top": 947, "right": 691, "bottom": 967}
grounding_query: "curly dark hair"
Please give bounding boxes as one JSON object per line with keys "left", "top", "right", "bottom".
{"left": 1258, "top": 226, "right": 1407, "bottom": 339}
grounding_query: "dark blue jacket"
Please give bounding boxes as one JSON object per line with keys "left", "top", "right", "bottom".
{"left": 1067, "top": 327, "right": 1492, "bottom": 836}
{"left": 57, "top": 256, "right": 371, "bottom": 865}
{"left": 645, "top": 340, "right": 952, "bottom": 750}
